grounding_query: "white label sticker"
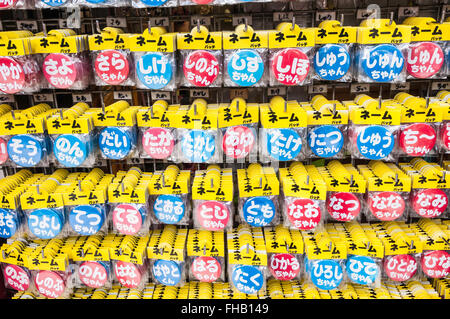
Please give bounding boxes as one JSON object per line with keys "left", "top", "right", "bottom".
{"left": 72, "top": 94, "right": 92, "bottom": 103}
{"left": 357, "top": 9, "right": 375, "bottom": 20}
{"left": 232, "top": 16, "right": 252, "bottom": 27}
{"left": 350, "top": 84, "right": 370, "bottom": 93}
{"left": 273, "top": 12, "right": 294, "bottom": 22}
{"left": 267, "top": 87, "right": 287, "bottom": 96}
{"left": 230, "top": 89, "right": 248, "bottom": 100}
{"left": 126, "top": 158, "right": 144, "bottom": 165}
{"left": 190, "top": 89, "right": 209, "bottom": 98}
{"left": 191, "top": 16, "right": 211, "bottom": 27}
{"left": 151, "top": 91, "right": 171, "bottom": 100}
{"left": 16, "top": 21, "right": 38, "bottom": 32}
{"left": 390, "top": 82, "right": 410, "bottom": 91}
{"left": 432, "top": 81, "right": 450, "bottom": 91}
{"left": 398, "top": 7, "right": 419, "bottom": 17}
{"left": 114, "top": 91, "right": 133, "bottom": 100}
{"left": 308, "top": 85, "right": 328, "bottom": 94}
{"left": 316, "top": 11, "right": 336, "bottom": 22}
{"left": 149, "top": 17, "right": 169, "bottom": 28}
{"left": 107, "top": 17, "right": 127, "bottom": 28}
{"left": 444, "top": 5, "right": 450, "bottom": 14}
{"left": 0, "top": 95, "right": 14, "bottom": 103}
{"left": 33, "top": 94, "right": 54, "bottom": 103}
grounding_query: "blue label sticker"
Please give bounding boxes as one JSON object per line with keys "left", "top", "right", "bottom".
{"left": 136, "top": 52, "right": 172, "bottom": 90}
{"left": 152, "top": 260, "right": 182, "bottom": 286}
{"left": 346, "top": 255, "right": 379, "bottom": 286}
{"left": 314, "top": 44, "right": 351, "bottom": 81}
{"left": 308, "top": 125, "right": 344, "bottom": 158}
{"left": 266, "top": 128, "right": 302, "bottom": 161}
{"left": 357, "top": 125, "right": 394, "bottom": 160}
{"left": 361, "top": 44, "right": 404, "bottom": 82}
{"left": 227, "top": 49, "right": 264, "bottom": 87}
{"left": 28, "top": 208, "right": 64, "bottom": 239}
{"left": 0, "top": 209, "right": 18, "bottom": 239}
{"left": 232, "top": 265, "right": 264, "bottom": 295}
{"left": 85, "top": 0, "right": 107, "bottom": 3}
{"left": 243, "top": 196, "right": 276, "bottom": 227}
{"left": 181, "top": 130, "right": 216, "bottom": 163}
{"left": 139, "top": 0, "right": 168, "bottom": 6}
{"left": 69, "top": 205, "right": 105, "bottom": 236}
{"left": 7, "top": 134, "right": 45, "bottom": 167}
{"left": 309, "top": 259, "right": 344, "bottom": 290}
{"left": 99, "top": 127, "right": 134, "bottom": 160}
{"left": 54, "top": 134, "right": 89, "bottom": 167}
{"left": 41, "top": 0, "right": 67, "bottom": 6}
{"left": 153, "top": 195, "right": 185, "bottom": 224}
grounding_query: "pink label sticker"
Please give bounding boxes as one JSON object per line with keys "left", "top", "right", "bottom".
{"left": 399, "top": 123, "right": 436, "bottom": 156}
{"left": 43, "top": 53, "right": 77, "bottom": 89}
{"left": 286, "top": 198, "right": 321, "bottom": 230}
{"left": 0, "top": 137, "right": 8, "bottom": 164}
{"left": 191, "top": 256, "right": 221, "bottom": 282}
{"left": 94, "top": 50, "right": 130, "bottom": 85}
{"left": 0, "top": 0, "right": 18, "bottom": 8}
{"left": 192, "top": 0, "right": 212, "bottom": 3}
{"left": 142, "top": 127, "right": 175, "bottom": 159}
{"left": 114, "top": 261, "right": 142, "bottom": 289}
{"left": 3, "top": 264, "right": 29, "bottom": 291}
{"left": 421, "top": 250, "right": 450, "bottom": 278}
{"left": 78, "top": 261, "right": 108, "bottom": 288}
{"left": 183, "top": 50, "right": 219, "bottom": 87}
{"left": 34, "top": 271, "right": 65, "bottom": 298}
{"left": 269, "top": 253, "right": 300, "bottom": 281}
{"left": 326, "top": 192, "right": 361, "bottom": 222}
{"left": 368, "top": 192, "right": 405, "bottom": 221}
{"left": 271, "top": 48, "right": 310, "bottom": 85}
{"left": 0, "top": 57, "right": 25, "bottom": 94}
{"left": 196, "top": 201, "right": 230, "bottom": 231}
{"left": 406, "top": 42, "right": 444, "bottom": 79}
{"left": 412, "top": 189, "right": 448, "bottom": 218}
{"left": 384, "top": 254, "right": 417, "bottom": 282}
{"left": 222, "top": 126, "right": 255, "bottom": 159}
{"left": 112, "top": 204, "right": 143, "bottom": 235}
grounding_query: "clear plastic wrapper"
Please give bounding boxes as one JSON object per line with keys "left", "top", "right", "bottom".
{"left": 175, "top": 128, "right": 222, "bottom": 164}
{"left": 98, "top": 126, "right": 137, "bottom": 160}
{"left": 382, "top": 253, "right": 420, "bottom": 282}
{"left": 0, "top": 55, "right": 43, "bottom": 95}
{"left": 32, "top": 269, "right": 74, "bottom": 299}
{"left": 267, "top": 253, "right": 302, "bottom": 281}
{"left": 131, "top": 0, "right": 176, "bottom": 7}
{"left": 188, "top": 256, "right": 225, "bottom": 283}
{"left": 220, "top": 124, "right": 258, "bottom": 162}
{"left": 406, "top": 41, "right": 447, "bottom": 80}
{"left": 138, "top": 126, "right": 177, "bottom": 161}
{"left": 179, "top": 0, "right": 220, "bottom": 5}
{"left": 0, "top": 208, "right": 25, "bottom": 239}
{"left": 51, "top": 133, "right": 98, "bottom": 168}
{"left": 303, "top": 257, "right": 346, "bottom": 291}
{"left": 397, "top": 122, "right": 439, "bottom": 157}
{"left": 306, "top": 124, "right": 347, "bottom": 159}
{"left": 229, "top": 264, "right": 266, "bottom": 295}
{"left": 109, "top": 202, "right": 150, "bottom": 236}
{"left": 408, "top": 188, "right": 449, "bottom": 219}
{"left": 345, "top": 255, "right": 382, "bottom": 288}
{"left": 259, "top": 127, "right": 307, "bottom": 163}
{"left": 419, "top": 250, "right": 450, "bottom": 279}
{"left": 325, "top": 191, "right": 364, "bottom": 223}
{"left": 150, "top": 193, "right": 190, "bottom": 226}
{"left": 92, "top": 49, "right": 135, "bottom": 87}
{"left": 238, "top": 195, "right": 280, "bottom": 227}
{"left": 179, "top": 49, "right": 223, "bottom": 88}
{"left": 364, "top": 191, "right": 409, "bottom": 222}
{"left": 76, "top": 0, "right": 129, "bottom": 7}
{"left": 113, "top": 260, "right": 149, "bottom": 290}
{"left": 150, "top": 258, "right": 186, "bottom": 287}
{"left": 312, "top": 43, "right": 353, "bottom": 82}
{"left": 348, "top": 124, "right": 399, "bottom": 162}
{"left": 133, "top": 51, "right": 176, "bottom": 91}
{"left": 224, "top": 48, "right": 268, "bottom": 87}
{"left": 42, "top": 52, "right": 91, "bottom": 90}
{"left": 25, "top": 206, "right": 69, "bottom": 240}
{"left": 282, "top": 196, "right": 325, "bottom": 231}
{"left": 74, "top": 260, "right": 113, "bottom": 289}
{"left": 269, "top": 47, "right": 314, "bottom": 87}
{"left": 1, "top": 263, "right": 32, "bottom": 292}
{"left": 67, "top": 203, "right": 109, "bottom": 236}
{"left": 192, "top": 199, "right": 233, "bottom": 232}
{"left": 5, "top": 134, "right": 52, "bottom": 168}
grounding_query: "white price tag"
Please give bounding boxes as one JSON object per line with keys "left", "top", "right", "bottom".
{"left": 432, "top": 81, "right": 450, "bottom": 91}
{"left": 94, "top": 159, "right": 107, "bottom": 166}
{"left": 114, "top": 91, "right": 133, "bottom": 100}
{"left": 267, "top": 87, "right": 287, "bottom": 96}
{"left": 308, "top": 85, "right": 328, "bottom": 94}
{"left": 151, "top": 91, "right": 171, "bottom": 100}
{"left": 127, "top": 158, "right": 144, "bottom": 165}
{"left": 33, "top": 94, "right": 54, "bottom": 103}
{"left": 444, "top": 5, "right": 450, "bottom": 14}
{"left": 350, "top": 84, "right": 370, "bottom": 93}
{"left": 16, "top": 21, "right": 38, "bottom": 32}
{"left": 357, "top": 9, "right": 375, "bottom": 20}
{"left": 107, "top": 17, "right": 127, "bottom": 28}
{"left": 273, "top": 12, "right": 294, "bottom": 22}
{"left": 191, "top": 16, "right": 211, "bottom": 27}
{"left": 230, "top": 89, "right": 248, "bottom": 100}
{"left": 232, "top": 16, "right": 252, "bottom": 27}
{"left": 190, "top": 89, "right": 209, "bottom": 98}
{"left": 0, "top": 95, "right": 14, "bottom": 103}
{"left": 398, "top": 7, "right": 419, "bottom": 18}
{"left": 72, "top": 94, "right": 92, "bottom": 103}
{"left": 149, "top": 17, "right": 169, "bottom": 27}
{"left": 316, "top": 11, "right": 336, "bottom": 22}
{"left": 390, "top": 82, "right": 410, "bottom": 91}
